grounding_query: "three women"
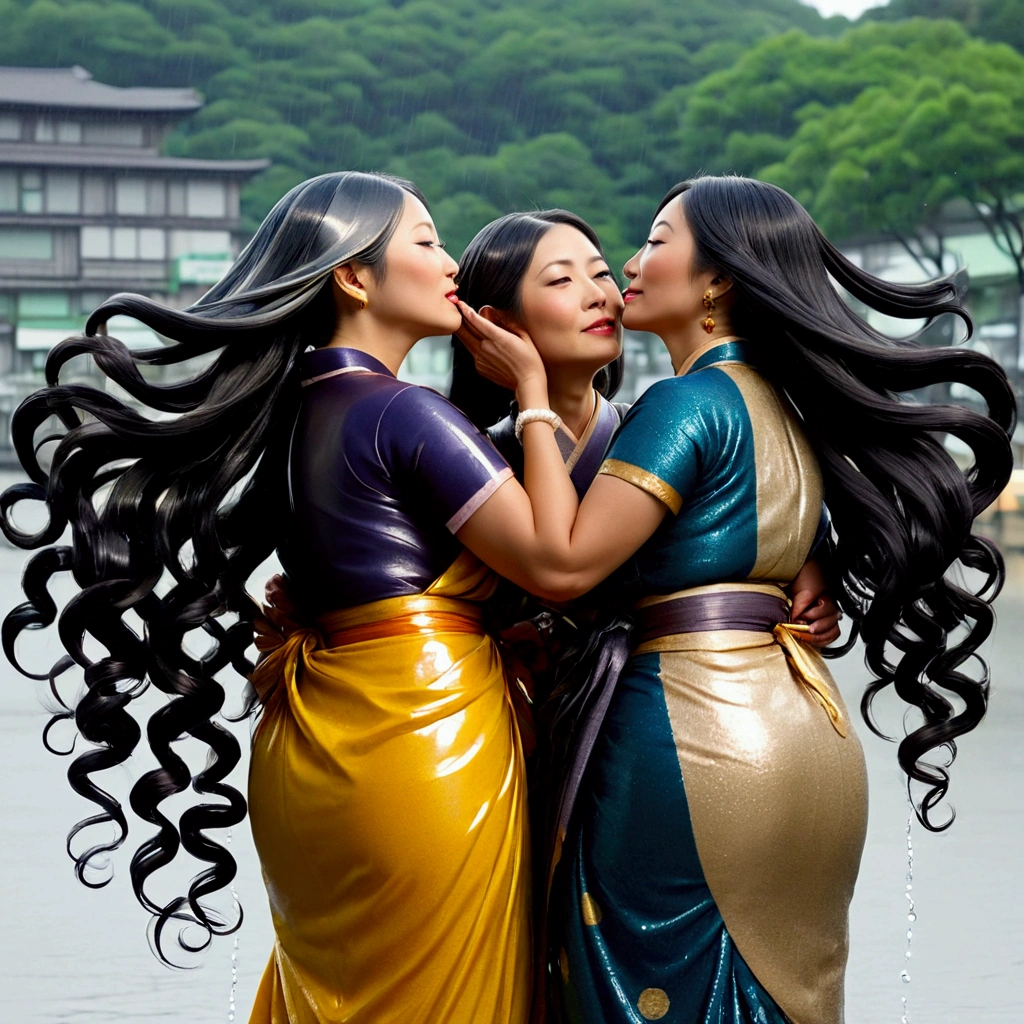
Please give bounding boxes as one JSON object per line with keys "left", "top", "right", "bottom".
{"left": 2, "top": 170, "right": 1013, "bottom": 1024}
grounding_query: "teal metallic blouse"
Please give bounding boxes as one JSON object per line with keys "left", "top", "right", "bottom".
{"left": 599, "top": 340, "right": 826, "bottom": 595}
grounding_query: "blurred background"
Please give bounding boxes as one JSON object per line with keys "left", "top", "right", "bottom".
{"left": 0, "top": 0, "right": 1021, "bottom": 1020}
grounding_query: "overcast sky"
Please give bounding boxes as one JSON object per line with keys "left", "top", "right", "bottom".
{"left": 803, "top": 0, "right": 888, "bottom": 17}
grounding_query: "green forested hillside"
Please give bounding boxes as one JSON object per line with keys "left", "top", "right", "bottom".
{"left": 0, "top": 0, "right": 1015, "bottom": 269}
{"left": 0, "top": 0, "right": 843, "bottom": 263}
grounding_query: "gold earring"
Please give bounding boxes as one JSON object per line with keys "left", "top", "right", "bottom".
{"left": 359, "top": 298, "right": 367, "bottom": 310}
{"left": 701, "top": 289, "right": 715, "bottom": 334}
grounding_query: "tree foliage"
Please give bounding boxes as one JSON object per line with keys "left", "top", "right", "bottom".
{"left": 757, "top": 27, "right": 1024, "bottom": 287}
{"left": 0, "top": 0, "right": 839, "bottom": 265}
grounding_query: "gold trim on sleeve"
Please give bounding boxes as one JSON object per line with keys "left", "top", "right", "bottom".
{"left": 598, "top": 459, "right": 682, "bottom": 514}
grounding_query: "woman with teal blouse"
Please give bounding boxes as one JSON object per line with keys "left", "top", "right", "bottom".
{"left": 457, "top": 175, "right": 1013, "bottom": 1023}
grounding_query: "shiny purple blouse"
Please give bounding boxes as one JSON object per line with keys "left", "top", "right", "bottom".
{"left": 279, "top": 347, "right": 512, "bottom": 613}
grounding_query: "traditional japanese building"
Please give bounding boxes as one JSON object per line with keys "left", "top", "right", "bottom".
{"left": 0, "top": 65, "right": 268, "bottom": 456}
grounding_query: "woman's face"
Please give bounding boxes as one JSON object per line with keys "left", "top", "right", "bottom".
{"left": 621, "top": 196, "right": 717, "bottom": 336}
{"left": 509, "top": 223, "right": 622, "bottom": 379}
{"left": 364, "top": 193, "right": 462, "bottom": 337}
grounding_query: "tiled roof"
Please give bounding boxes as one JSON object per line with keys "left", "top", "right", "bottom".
{"left": 0, "top": 66, "right": 202, "bottom": 112}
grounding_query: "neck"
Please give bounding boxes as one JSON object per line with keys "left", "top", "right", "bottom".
{"left": 545, "top": 366, "right": 598, "bottom": 440}
{"left": 326, "top": 316, "right": 418, "bottom": 376}
{"left": 660, "top": 319, "right": 740, "bottom": 376}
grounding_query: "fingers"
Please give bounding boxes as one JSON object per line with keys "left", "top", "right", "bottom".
{"left": 789, "top": 588, "right": 817, "bottom": 623}
{"left": 797, "top": 623, "right": 841, "bottom": 647}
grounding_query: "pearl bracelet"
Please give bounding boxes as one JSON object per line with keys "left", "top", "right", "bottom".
{"left": 514, "top": 408, "right": 562, "bottom": 442}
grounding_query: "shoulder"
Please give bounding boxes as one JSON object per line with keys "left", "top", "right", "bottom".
{"left": 381, "top": 381, "right": 477, "bottom": 431}
{"left": 627, "top": 369, "right": 747, "bottom": 432}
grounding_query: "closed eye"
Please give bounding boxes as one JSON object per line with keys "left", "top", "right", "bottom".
{"left": 548, "top": 276, "right": 571, "bottom": 286}
{"left": 419, "top": 240, "right": 447, "bottom": 249}
{"left": 595, "top": 269, "right": 613, "bottom": 279}
{"left": 646, "top": 238, "right": 664, "bottom": 247}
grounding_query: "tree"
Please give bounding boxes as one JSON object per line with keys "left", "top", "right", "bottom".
{"left": 861, "top": 0, "right": 1024, "bottom": 57}
{"left": 760, "top": 43, "right": 1024, "bottom": 291}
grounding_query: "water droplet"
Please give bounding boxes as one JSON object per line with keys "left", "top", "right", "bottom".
{"left": 905, "top": 950, "right": 912, "bottom": 960}
{"left": 901, "top": 970, "right": 911, "bottom": 983}
{"left": 908, "top": 912, "right": 917, "bottom": 922}
{"left": 907, "top": 928, "right": 913, "bottom": 941}
{"left": 906, "top": 883, "right": 913, "bottom": 891}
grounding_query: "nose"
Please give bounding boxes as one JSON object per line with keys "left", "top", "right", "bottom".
{"left": 443, "top": 250, "right": 459, "bottom": 277}
{"left": 623, "top": 251, "right": 640, "bottom": 280}
{"left": 584, "top": 277, "right": 607, "bottom": 308}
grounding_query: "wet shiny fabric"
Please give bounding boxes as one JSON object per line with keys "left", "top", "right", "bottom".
{"left": 247, "top": 552, "right": 532, "bottom": 1024}
{"left": 561, "top": 594, "right": 867, "bottom": 1024}
{"left": 561, "top": 341, "right": 869, "bottom": 1024}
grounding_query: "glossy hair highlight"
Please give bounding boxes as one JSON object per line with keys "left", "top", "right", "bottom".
{"left": 659, "top": 175, "right": 1015, "bottom": 829}
{"left": 0, "top": 170, "right": 425, "bottom": 960}
{"left": 449, "top": 209, "right": 624, "bottom": 429}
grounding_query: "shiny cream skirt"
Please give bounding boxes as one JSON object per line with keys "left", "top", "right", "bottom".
{"left": 246, "top": 554, "right": 532, "bottom": 1024}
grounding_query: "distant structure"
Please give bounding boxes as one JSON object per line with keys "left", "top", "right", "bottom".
{"left": 0, "top": 65, "right": 268, "bottom": 459}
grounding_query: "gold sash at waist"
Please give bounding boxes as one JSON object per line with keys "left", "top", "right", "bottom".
{"left": 251, "top": 549, "right": 497, "bottom": 710}
{"left": 635, "top": 581, "right": 846, "bottom": 738}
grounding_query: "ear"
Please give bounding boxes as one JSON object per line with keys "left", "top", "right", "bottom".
{"left": 333, "top": 264, "right": 369, "bottom": 307}
{"left": 479, "top": 305, "right": 528, "bottom": 339}
{"left": 710, "top": 273, "right": 734, "bottom": 298}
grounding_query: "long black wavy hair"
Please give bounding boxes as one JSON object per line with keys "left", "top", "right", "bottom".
{"left": 0, "top": 170, "right": 425, "bottom": 959}
{"left": 662, "top": 175, "right": 1015, "bottom": 830}
{"left": 449, "top": 209, "right": 624, "bottom": 429}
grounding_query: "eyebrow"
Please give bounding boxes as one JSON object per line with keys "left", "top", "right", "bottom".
{"left": 412, "top": 221, "right": 435, "bottom": 232}
{"left": 651, "top": 220, "right": 674, "bottom": 232}
{"left": 537, "top": 255, "right": 607, "bottom": 275}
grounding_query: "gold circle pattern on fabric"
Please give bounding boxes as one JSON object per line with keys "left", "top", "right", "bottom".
{"left": 637, "top": 987, "right": 670, "bottom": 1019}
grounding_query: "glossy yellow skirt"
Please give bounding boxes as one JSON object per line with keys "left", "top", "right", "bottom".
{"left": 247, "top": 555, "right": 532, "bottom": 1024}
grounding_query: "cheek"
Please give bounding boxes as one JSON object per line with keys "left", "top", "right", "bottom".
{"left": 521, "top": 291, "right": 579, "bottom": 356}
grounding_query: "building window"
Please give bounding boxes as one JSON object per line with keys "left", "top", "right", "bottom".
{"left": 170, "top": 229, "right": 232, "bottom": 258}
{"left": 46, "top": 172, "right": 81, "bottom": 214}
{"left": 58, "top": 121, "right": 82, "bottom": 144}
{"left": 20, "top": 171, "right": 43, "bottom": 214}
{"left": 35, "top": 119, "right": 55, "bottom": 143}
{"left": 138, "top": 228, "right": 166, "bottom": 260}
{"left": 0, "top": 293, "right": 13, "bottom": 319}
{"left": 0, "top": 228, "right": 54, "bottom": 260}
{"left": 167, "top": 181, "right": 186, "bottom": 217}
{"left": 113, "top": 226, "right": 138, "bottom": 260}
{"left": 83, "top": 175, "right": 108, "bottom": 216}
{"left": 82, "top": 122, "right": 145, "bottom": 147}
{"left": 146, "top": 179, "right": 166, "bottom": 217}
{"left": 81, "top": 226, "right": 111, "bottom": 259}
{"left": 115, "top": 177, "right": 147, "bottom": 216}
{"left": 82, "top": 226, "right": 167, "bottom": 261}
{"left": 0, "top": 116, "right": 20, "bottom": 141}
{"left": 186, "top": 181, "right": 227, "bottom": 218}
{"left": 0, "top": 170, "right": 16, "bottom": 212}
{"left": 18, "top": 292, "right": 71, "bottom": 318}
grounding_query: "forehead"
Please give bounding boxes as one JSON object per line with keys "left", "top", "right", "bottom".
{"left": 653, "top": 196, "right": 687, "bottom": 231}
{"left": 529, "top": 222, "right": 601, "bottom": 270}
{"left": 397, "top": 192, "right": 433, "bottom": 229}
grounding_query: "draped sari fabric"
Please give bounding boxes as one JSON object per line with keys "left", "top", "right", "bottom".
{"left": 247, "top": 551, "right": 532, "bottom": 1024}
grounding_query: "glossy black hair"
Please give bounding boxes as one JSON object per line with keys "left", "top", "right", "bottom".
{"left": 0, "top": 170, "right": 426, "bottom": 960}
{"left": 449, "top": 209, "right": 624, "bottom": 430}
{"left": 659, "top": 175, "right": 1015, "bottom": 830}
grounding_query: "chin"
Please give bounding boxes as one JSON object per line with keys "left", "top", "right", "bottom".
{"left": 432, "top": 306, "right": 463, "bottom": 335}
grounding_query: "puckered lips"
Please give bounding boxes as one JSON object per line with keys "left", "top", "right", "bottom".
{"left": 623, "top": 289, "right": 641, "bottom": 304}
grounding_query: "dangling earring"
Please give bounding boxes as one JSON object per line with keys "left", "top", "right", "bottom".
{"left": 700, "top": 289, "right": 715, "bottom": 334}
